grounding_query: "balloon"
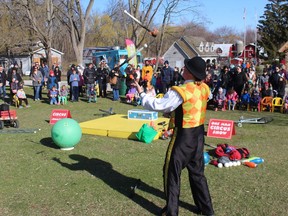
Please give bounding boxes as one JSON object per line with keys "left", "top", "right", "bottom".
{"left": 204, "top": 152, "right": 210, "bottom": 166}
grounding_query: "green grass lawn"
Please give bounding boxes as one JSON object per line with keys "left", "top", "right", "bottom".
{"left": 0, "top": 86, "right": 288, "bottom": 216}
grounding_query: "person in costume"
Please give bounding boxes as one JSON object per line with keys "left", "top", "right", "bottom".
{"left": 133, "top": 57, "right": 214, "bottom": 216}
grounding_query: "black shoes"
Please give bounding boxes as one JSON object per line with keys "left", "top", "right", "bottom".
{"left": 159, "top": 206, "right": 214, "bottom": 216}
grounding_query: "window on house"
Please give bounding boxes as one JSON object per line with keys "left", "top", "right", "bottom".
{"left": 199, "top": 46, "right": 203, "bottom": 52}
{"left": 199, "top": 42, "right": 204, "bottom": 52}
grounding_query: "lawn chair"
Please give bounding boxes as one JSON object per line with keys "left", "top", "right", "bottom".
{"left": 271, "top": 97, "right": 284, "bottom": 113}
{"left": 260, "top": 96, "right": 273, "bottom": 112}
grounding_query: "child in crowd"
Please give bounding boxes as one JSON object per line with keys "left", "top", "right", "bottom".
{"left": 226, "top": 88, "right": 238, "bottom": 111}
{"left": 239, "top": 89, "right": 250, "bottom": 110}
{"left": 146, "top": 82, "right": 156, "bottom": 97}
{"left": 10, "top": 78, "right": 19, "bottom": 100}
{"left": 250, "top": 88, "right": 261, "bottom": 111}
{"left": 16, "top": 86, "right": 30, "bottom": 108}
{"left": 88, "top": 85, "right": 97, "bottom": 103}
{"left": 69, "top": 68, "right": 80, "bottom": 102}
{"left": 126, "top": 85, "right": 137, "bottom": 103}
{"left": 214, "top": 87, "right": 226, "bottom": 111}
{"left": 134, "top": 91, "right": 141, "bottom": 105}
{"left": 284, "top": 93, "right": 288, "bottom": 114}
{"left": 47, "top": 70, "right": 58, "bottom": 90}
{"left": 155, "top": 71, "right": 163, "bottom": 94}
{"left": 58, "top": 85, "right": 68, "bottom": 105}
{"left": 49, "top": 85, "right": 58, "bottom": 105}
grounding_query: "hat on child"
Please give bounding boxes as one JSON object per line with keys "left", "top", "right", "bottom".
{"left": 49, "top": 70, "right": 54, "bottom": 76}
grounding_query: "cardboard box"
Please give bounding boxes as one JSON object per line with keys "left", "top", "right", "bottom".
{"left": 128, "top": 109, "right": 158, "bottom": 120}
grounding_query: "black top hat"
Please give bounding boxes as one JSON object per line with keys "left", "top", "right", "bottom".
{"left": 184, "top": 56, "right": 206, "bottom": 81}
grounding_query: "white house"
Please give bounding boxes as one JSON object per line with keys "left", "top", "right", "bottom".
{"left": 1, "top": 47, "right": 64, "bottom": 75}
{"left": 163, "top": 36, "right": 233, "bottom": 68}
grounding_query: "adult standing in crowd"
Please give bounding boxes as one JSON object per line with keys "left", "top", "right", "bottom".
{"left": 269, "top": 66, "right": 281, "bottom": 94}
{"left": 0, "top": 65, "right": 8, "bottom": 99}
{"left": 133, "top": 56, "right": 214, "bottom": 216}
{"left": 259, "top": 68, "right": 270, "bottom": 90}
{"left": 69, "top": 67, "right": 80, "bottom": 102}
{"left": 54, "top": 66, "right": 62, "bottom": 91}
{"left": 141, "top": 60, "right": 153, "bottom": 86}
{"left": 30, "top": 66, "right": 43, "bottom": 101}
{"left": 219, "top": 65, "right": 232, "bottom": 96}
{"left": 161, "top": 60, "right": 174, "bottom": 94}
{"left": 67, "top": 64, "right": 76, "bottom": 101}
{"left": 96, "top": 60, "right": 109, "bottom": 98}
{"left": 83, "top": 63, "right": 97, "bottom": 102}
{"left": 232, "top": 65, "right": 247, "bottom": 98}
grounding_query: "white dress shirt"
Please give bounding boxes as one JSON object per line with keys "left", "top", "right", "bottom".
{"left": 140, "top": 80, "right": 195, "bottom": 113}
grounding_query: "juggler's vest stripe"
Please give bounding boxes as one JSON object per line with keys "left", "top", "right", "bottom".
{"left": 163, "top": 127, "right": 178, "bottom": 196}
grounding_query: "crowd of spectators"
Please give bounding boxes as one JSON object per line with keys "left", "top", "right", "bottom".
{"left": 0, "top": 59, "right": 287, "bottom": 113}
{"left": 204, "top": 62, "right": 288, "bottom": 112}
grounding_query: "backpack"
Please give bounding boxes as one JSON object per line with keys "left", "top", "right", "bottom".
{"left": 214, "top": 143, "right": 250, "bottom": 160}
{"left": 107, "top": 75, "right": 118, "bottom": 85}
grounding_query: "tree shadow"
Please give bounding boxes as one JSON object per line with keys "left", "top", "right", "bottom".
{"left": 52, "top": 154, "right": 162, "bottom": 214}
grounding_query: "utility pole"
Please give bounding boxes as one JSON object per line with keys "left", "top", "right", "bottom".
{"left": 254, "top": 10, "right": 258, "bottom": 65}
{"left": 243, "top": 8, "right": 246, "bottom": 63}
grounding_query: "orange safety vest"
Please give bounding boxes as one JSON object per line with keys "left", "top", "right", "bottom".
{"left": 169, "top": 82, "right": 210, "bottom": 128}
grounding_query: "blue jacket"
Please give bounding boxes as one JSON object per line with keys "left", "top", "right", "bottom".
{"left": 69, "top": 73, "right": 80, "bottom": 87}
{"left": 161, "top": 66, "right": 174, "bottom": 83}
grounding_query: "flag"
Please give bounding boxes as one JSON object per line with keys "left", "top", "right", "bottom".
{"left": 125, "top": 39, "right": 137, "bottom": 67}
{"left": 243, "top": 8, "right": 246, "bottom": 20}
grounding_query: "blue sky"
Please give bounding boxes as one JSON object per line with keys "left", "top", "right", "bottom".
{"left": 200, "top": 0, "right": 269, "bottom": 32}
{"left": 83, "top": 0, "right": 269, "bottom": 32}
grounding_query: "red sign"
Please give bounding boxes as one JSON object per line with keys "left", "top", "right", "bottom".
{"left": 49, "top": 109, "right": 72, "bottom": 124}
{"left": 207, "top": 119, "right": 235, "bottom": 139}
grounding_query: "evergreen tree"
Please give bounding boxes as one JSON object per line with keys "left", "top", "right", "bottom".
{"left": 257, "top": 0, "right": 288, "bottom": 61}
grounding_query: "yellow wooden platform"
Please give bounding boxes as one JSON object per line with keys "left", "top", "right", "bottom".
{"left": 79, "top": 114, "right": 168, "bottom": 140}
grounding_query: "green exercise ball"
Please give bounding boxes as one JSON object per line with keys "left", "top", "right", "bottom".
{"left": 51, "top": 118, "right": 82, "bottom": 150}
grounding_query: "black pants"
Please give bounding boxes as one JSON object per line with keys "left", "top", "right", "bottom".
{"left": 72, "top": 86, "right": 79, "bottom": 101}
{"left": 19, "top": 98, "right": 28, "bottom": 106}
{"left": 98, "top": 82, "right": 107, "bottom": 97}
{"left": 163, "top": 125, "right": 214, "bottom": 216}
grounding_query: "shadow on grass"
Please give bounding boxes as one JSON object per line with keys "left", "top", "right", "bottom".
{"left": 52, "top": 154, "right": 197, "bottom": 215}
{"left": 40, "top": 137, "right": 59, "bottom": 149}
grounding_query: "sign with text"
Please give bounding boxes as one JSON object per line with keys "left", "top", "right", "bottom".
{"left": 207, "top": 119, "right": 235, "bottom": 139}
{"left": 49, "top": 109, "right": 72, "bottom": 124}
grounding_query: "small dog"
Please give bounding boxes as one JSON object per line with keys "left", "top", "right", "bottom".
{"left": 13, "top": 95, "right": 19, "bottom": 108}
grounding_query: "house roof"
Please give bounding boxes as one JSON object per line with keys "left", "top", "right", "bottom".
{"left": 33, "top": 48, "right": 64, "bottom": 55}
{"left": 214, "top": 44, "right": 233, "bottom": 57}
{"left": 172, "top": 36, "right": 219, "bottom": 58}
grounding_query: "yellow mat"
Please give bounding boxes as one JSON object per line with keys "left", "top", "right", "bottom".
{"left": 79, "top": 114, "right": 168, "bottom": 140}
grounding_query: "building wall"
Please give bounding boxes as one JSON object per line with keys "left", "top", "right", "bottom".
{"left": 33, "top": 49, "right": 63, "bottom": 65}
{"left": 163, "top": 45, "right": 186, "bottom": 69}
